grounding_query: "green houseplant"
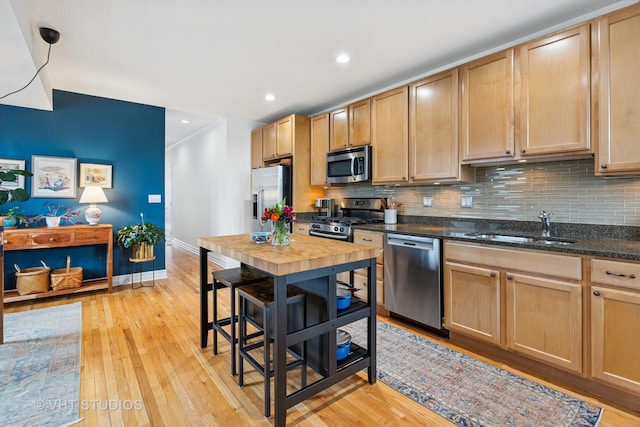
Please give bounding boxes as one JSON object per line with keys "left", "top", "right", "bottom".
{"left": 1, "top": 169, "right": 32, "bottom": 228}
{"left": 0, "top": 169, "right": 32, "bottom": 205}
{"left": 115, "top": 215, "right": 165, "bottom": 260}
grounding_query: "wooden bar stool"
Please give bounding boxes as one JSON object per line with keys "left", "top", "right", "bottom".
{"left": 237, "top": 281, "right": 307, "bottom": 418}
{"left": 211, "top": 267, "right": 268, "bottom": 376}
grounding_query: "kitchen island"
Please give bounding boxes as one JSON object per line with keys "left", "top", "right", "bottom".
{"left": 198, "top": 233, "right": 378, "bottom": 426}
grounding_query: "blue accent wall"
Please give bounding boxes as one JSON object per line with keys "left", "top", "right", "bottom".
{"left": 0, "top": 90, "right": 165, "bottom": 290}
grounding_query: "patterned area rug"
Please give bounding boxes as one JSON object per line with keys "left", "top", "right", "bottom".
{"left": 343, "top": 320, "right": 603, "bottom": 427}
{"left": 0, "top": 303, "right": 82, "bottom": 427}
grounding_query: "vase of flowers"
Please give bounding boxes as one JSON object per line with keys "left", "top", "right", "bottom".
{"left": 261, "top": 198, "right": 296, "bottom": 246}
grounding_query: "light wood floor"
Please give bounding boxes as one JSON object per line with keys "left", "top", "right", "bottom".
{"left": 5, "top": 245, "right": 640, "bottom": 426}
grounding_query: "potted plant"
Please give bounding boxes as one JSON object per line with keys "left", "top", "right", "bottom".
{"left": 115, "top": 214, "right": 165, "bottom": 260}
{"left": 23, "top": 202, "right": 81, "bottom": 227}
{"left": 0, "top": 206, "right": 25, "bottom": 228}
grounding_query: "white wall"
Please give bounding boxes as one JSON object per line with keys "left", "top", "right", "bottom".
{"left": 166, "top": 118, "right": 259, "bottom": 266}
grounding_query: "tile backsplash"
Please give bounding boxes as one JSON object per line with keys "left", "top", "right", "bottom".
{"left": 325, "top": 159, "right": 640, "bottom": 226}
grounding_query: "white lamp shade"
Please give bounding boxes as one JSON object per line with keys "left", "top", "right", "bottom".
{"left": 79, "top": 186, "right": 108, "bottom": 204}
{"left": 79, "top": 186, "right": 108, "bottom": 225}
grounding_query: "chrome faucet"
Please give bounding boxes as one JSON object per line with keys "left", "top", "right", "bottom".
{"left": 538, "top": 211, "right": 552, "bottom": 237}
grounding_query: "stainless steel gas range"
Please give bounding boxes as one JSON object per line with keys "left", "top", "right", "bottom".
{"left": 309, "top": 198, "right": 384, "bottom": 242}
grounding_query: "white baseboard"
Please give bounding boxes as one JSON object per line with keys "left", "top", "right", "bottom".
{"left": 113, "top": 269, "right": 168, "bottom": 287}
{"left": 170, "top": 238, "right": 239, "bottom": 269}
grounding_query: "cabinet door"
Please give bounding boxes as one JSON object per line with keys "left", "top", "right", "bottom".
{"left": 262, "top": 123, "right": 276, "bottom": 160}
{"left": 329, "top": 108, "right": 348, "bottom": 151}
{"left": 410, "top": 69, "right": 460, "bottom": 181}
{"left": 518, "top": 25, "right": 591, "bottom": 156}
{"left": 371, "top": 86, "right": 409, "bottom": 184}
{"left": 461, "top": 49, "right": 515, "bottom": 161}
{"left": 596, "top": 5, "right": 640, "bottom": 175}
{"left": 349, "top": 98, "right": 371, "bottom": 147}
{"left": 444, "top": 261, "right": 500, "bottom": 344}
{"left": 310, "top": 114, "right": 329, "bottom": 186}
{"left": 251, "top": 128, "right": 263, "bottom": 169}
{"left": 591, "top": 285, "right": 640, "bottom": 393}
{"left": 506, "top": 272, "right": 582, "bottom": 373}
{"left": 276, "top": 115, "right": 293, "bottom": 156}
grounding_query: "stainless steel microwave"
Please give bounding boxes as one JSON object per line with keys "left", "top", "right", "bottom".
{"left": 326, "top": 145, "right": 372, "bottom": 184}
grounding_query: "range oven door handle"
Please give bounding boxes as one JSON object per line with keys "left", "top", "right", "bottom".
{"left": 309, "top": 230, "right": 350, "bottom": 240}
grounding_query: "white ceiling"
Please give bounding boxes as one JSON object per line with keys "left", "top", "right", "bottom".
{"left": 1, "top": 0, "right": 637, "bottom": 145}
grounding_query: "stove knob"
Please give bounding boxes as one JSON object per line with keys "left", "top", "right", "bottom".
{"left": 333, "top": 226, "right": 338, "bottom": 232}
{"left": 340, "top": 227, "right": 344, "bottom": 232}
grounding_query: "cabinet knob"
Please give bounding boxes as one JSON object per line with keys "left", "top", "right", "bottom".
{"left": 505, "top": 150, "right": 511, "bottom": 155}
{"left": 593, "top": 290, "right": 601, "bottom": 297}
{"left": 521, "top": 149, "right": 526, "bottom": 153}
{"left": 601, "top": 164, "right": 608, "bottom": 169}
{"left": 2, "top": 240, "right": 7, "bottom": 244}
{"left": 490, "top": 272, "right": 496, "bottom": 278}
{"left": 506, "top": 274, "right": 513, "bottom": 280}
{"left": 49, "top": 237, "right": 54, "bottom": 241}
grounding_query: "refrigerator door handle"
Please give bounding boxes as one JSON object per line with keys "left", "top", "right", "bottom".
{"left": 257, "top": 188, "right": 267, "bottom": 226}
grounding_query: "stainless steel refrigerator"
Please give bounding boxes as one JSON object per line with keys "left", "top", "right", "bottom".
{"left": 251, "top": 165, "right": 292, "bottom": 232}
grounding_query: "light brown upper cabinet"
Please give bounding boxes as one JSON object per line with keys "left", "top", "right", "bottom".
{"left": 329, "top": 107, "right": 348, "bottom": 151}
{"left": 461, "top": 49, "right": 515, "bottom": 162}
{"left": 409, "top": 69, "right": 473, "bottom": 183}
{"left": 329, "top": 98, "right": 371, "bottom": 151}
{"left": 596, "top": 4, "right": 640, "bottom": 175}
{"left": 262, "top": 122, "right": 277, "bottom": 160}
{"left": 251, "top": 128, "right": 263, "bottom": 169}
{"left": 275, "top": 115, "right": 294, "bottom": 157}
{"left": 371, "top": 86, "right": 409, "bottom": 184}
{"left": 310, "top": 113, "right": 329, "bottom": 186}
{"left": 517, "top": 25, "right": 591, "bottom": 157}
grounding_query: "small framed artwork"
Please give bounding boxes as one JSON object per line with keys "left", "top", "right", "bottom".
{"left": 79, "top": 163, "right": 112, "bottom": 188}
{"left": 0, "top": 158, "right": 27, "bottom": 189}
{"left": 31, "top": 155, "right": 77, "bottom": 198}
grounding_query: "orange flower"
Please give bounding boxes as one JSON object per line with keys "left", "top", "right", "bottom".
{"left": 270, "top": 212, "right": 280, "bottom": 222}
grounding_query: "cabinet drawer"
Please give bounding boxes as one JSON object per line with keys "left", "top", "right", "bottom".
{"left": 353, "top": 230, "right": 384, "bottom": 264}
{"left": 74, "top": 231, "right": 109, "bottom": 244}
{"left": 31, "top": 232, "right": 73, "bottom": 246}
{"left": 591, "top": 259, "right": 640, "bottom": 290}
{"left": 445, "top": 241, "right": 582, "bottom": 281}
{"left": 2, "top": 233, "right": 30, "bottom": 249}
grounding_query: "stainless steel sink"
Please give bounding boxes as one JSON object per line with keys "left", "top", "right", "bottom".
{"left": 465, "top": 232, "right": 575, "bottom": 245}
{"left": 538, "top": 238, "right": 576, "bottom": 245}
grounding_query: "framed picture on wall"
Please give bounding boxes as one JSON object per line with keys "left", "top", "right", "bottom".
{"left": 79, "top": 163, "right": 112, "bottom": 188}
{"left": 0, "top": 158, "right": 27, "bottom": 189}
{"left": 31, "top": 155, "right": 77, "bottom": 198}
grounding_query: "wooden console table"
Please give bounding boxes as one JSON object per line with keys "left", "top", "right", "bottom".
{"left": 2, "top": 224, "right": 113, "bottom": 303}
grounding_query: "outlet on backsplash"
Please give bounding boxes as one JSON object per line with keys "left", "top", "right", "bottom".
{"left": 423, "top": 196, "right": 433, "bottom": 207}
{"left": 461, "top": 196, "right": 473, "bottom": 208}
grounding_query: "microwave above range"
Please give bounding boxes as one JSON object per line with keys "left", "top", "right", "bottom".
{"left": 326, "top": 145, "right": 371, "bottom": 184}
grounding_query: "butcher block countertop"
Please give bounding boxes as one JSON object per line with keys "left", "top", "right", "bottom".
{"left": 197, "top": 233, "right": 377, "bottom": 276}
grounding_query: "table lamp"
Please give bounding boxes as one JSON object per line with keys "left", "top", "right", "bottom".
{"left": 79, "top": 186, "right": 108, "bottom": 225}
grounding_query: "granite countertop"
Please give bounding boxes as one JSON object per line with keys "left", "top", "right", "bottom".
{"left": 353, "top": 221, "right": 640, "bottom": 261}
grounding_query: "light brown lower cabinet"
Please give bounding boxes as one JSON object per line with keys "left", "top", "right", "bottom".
{"left": 506, "top": 272, "right": 582, "bottom": 373}
{"left": 590, "top": 258, "right": 640, "bottom": 394}
{"left": 338, "top": 230, "right": 384, "bottom": 310}
{"left": 444, "top": 241, "right": 583, "bottom": 373}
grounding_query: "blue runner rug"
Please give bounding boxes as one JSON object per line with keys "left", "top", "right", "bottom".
{"left": 343, "top": 320, "right": 602, "bottom": 427}
{"left": 0, "top": 303, "right": 82, "bottom": 427}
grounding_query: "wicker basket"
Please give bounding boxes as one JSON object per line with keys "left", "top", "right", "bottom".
{"left": 15, "top": 261, "right": 51, "bottom": 295}
{"left": 50, "top": 256, "right": 83, "bottom": 291}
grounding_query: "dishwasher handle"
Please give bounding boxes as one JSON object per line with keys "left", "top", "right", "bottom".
{"left": 386, "top": 233, "right": 436, "bottom": 251}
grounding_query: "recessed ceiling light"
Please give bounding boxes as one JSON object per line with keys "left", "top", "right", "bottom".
{"left": 181, "top": 119, "right": 189, "bottom": 124}
{"left": 336, "top": 54, "right": 350, "bottom": 64}
{"left": 265, "top": 94, "right": 276, "bottom": 101}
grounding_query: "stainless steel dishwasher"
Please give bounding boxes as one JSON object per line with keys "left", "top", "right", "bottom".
{"left": 384, "top": 233, "right": 446, "bottom": 334}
